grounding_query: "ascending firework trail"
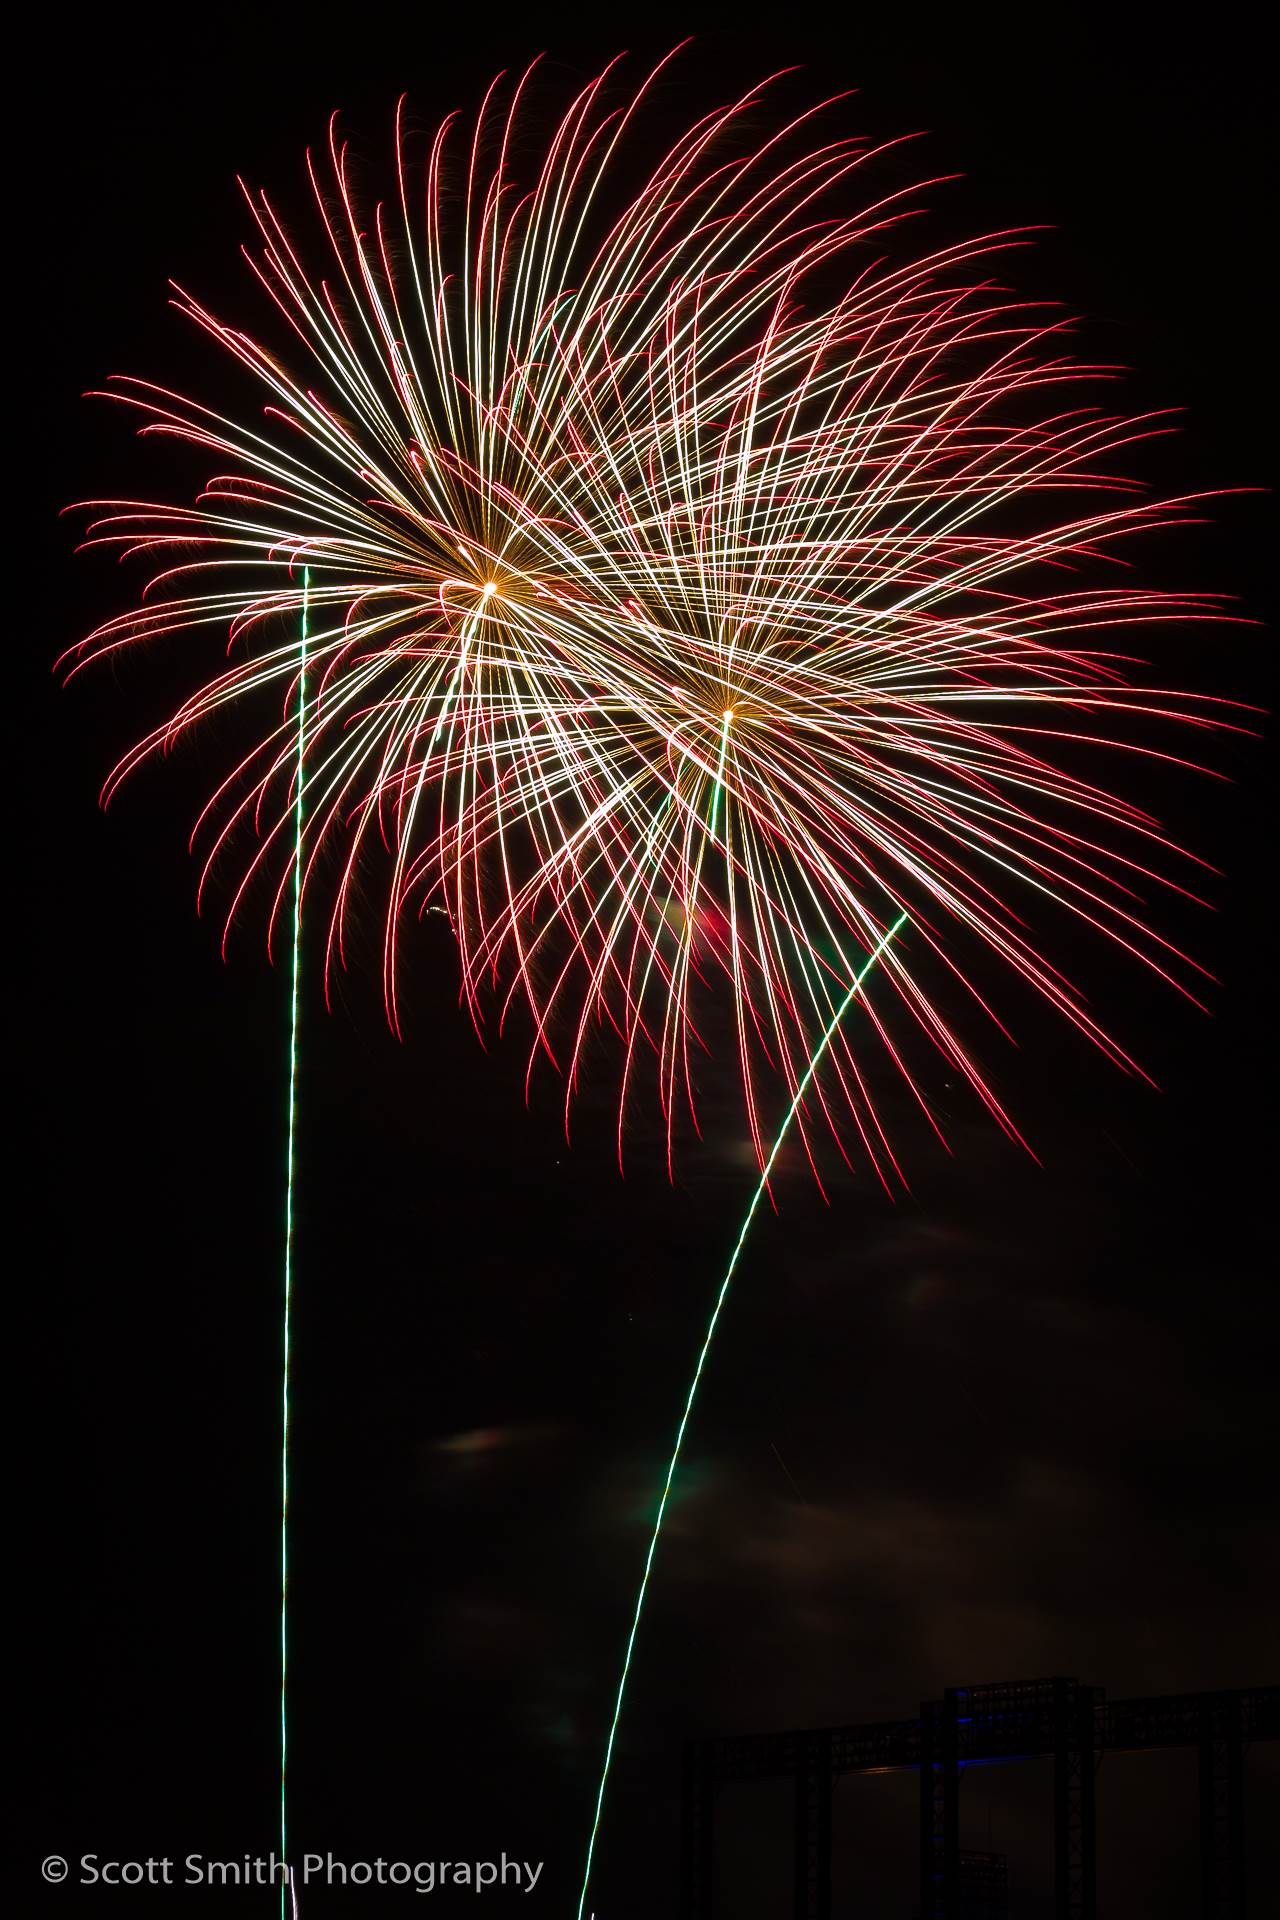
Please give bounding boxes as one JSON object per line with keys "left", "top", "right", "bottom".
{"left": 576, "top": 912, "right": 908, "bottom": 1920}
{"left": 281, "top": 568, "right": 308, "bottom": 1915}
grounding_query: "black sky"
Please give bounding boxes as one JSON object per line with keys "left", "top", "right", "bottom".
{"left": 20, "top": 6, "right": 1276, "bottom": 1915}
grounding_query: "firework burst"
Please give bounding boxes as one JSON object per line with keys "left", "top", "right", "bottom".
{"left": 68, "top": 59, "right": 1228, "bottom": 1192}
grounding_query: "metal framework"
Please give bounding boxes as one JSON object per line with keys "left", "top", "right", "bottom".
{"left": 958, "top": 1849, "right": 1008, "bottom": 1917}
{"left": 679, "top": 1679, "right": 1277, "bottom": 1919}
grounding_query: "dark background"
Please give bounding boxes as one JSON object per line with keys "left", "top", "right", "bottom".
{"left": 19, "top": 6, "right": 1275, "bottom": 1914}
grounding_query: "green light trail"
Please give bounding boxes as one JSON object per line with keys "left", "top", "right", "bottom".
{"left": 575, "top": 911, "right": 909, "bottom": 1920}
{"left": 281, "top": 569, "right": 308, "bottom": 1914}
{"left": 706, "top": 708, "right": 732, "bottom": 840}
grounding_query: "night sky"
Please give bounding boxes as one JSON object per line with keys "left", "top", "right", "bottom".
{"left": 21, "top": 7, "right": 1275, "bottom": 1915}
